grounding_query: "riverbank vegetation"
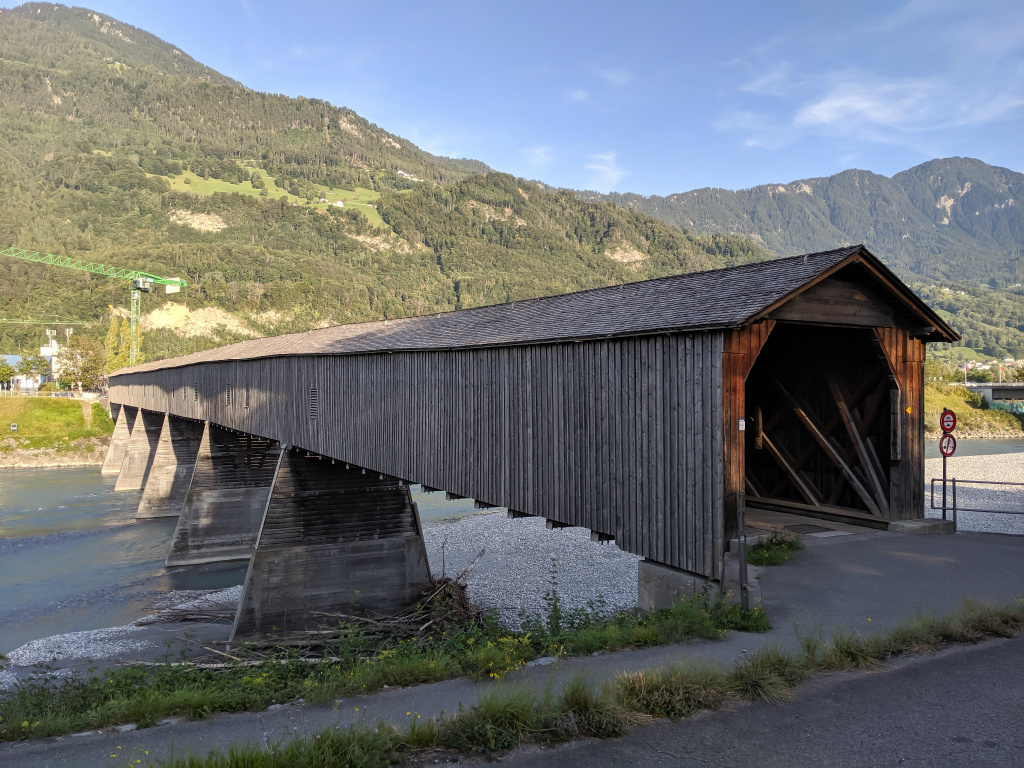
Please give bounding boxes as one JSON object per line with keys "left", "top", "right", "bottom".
{"left": 157, "top": 598, "right": 1024, "bottom": 767}
{"left": 0, "top": 397, "right": 112, "bottom": 455}
{"left": 0, "top": 588, "right": 767, "bottom": 743}
{"left": 923, "top": 383, "right": 1024, "bottom": 437}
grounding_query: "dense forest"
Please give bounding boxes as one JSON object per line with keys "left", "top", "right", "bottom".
{"left": 0, "top": 3, "right": 773, "bottom": 362}
{"left": 0, "top": 2, "right": 1021, "bottom": 364}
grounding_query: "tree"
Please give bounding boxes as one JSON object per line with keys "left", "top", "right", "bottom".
{"left": 0, "top": 360, "right": 15, "bottom": 388}
{"left": 57, "top": 334, "right": 105, "bottom": 391}
{"left": 16, "top": 353, "right": 52, "bottom": 389}
{"left": 105, "top": 316, "right": 138, "bottom": 373}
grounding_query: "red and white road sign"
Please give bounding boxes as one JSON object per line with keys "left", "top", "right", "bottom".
{"left": 939, "top": 433, "right": 956, "bottom": 457}
{"left": 941, "top": 410, "right": 957, "bottom": 433}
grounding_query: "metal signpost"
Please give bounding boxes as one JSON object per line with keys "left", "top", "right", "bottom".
{"left": 939, "top": 408, "right": 956, "bottom": 520}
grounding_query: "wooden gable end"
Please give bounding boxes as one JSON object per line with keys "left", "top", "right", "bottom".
{"left": 766, "top": 275, "right": 895, "bottom": 328}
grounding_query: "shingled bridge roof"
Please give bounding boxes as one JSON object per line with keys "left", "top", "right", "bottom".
{"left": 118, "top": 245, "right": 957, "bottom": 374}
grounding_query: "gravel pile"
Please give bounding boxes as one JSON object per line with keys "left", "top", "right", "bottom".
{"left": 924, "top": 453, "right": 1024, "bottom": 535}
{"left": 4, "top": 624, "right": 153, "bottom": 668}
{"left": 423, "top": 511, "right": 640, "bottom": 629}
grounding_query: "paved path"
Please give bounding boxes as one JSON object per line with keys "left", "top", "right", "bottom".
{"left": 3, "top": 530, "right": 1023, "bottom": 766}
{"left": 492, "top": 632, "right": 1024, "bottom": 767}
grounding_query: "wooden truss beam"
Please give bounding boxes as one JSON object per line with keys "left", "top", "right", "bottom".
{"left": 826, "top": 375, "right": 890, "bottom": 516}
{"left": 774, "top": 379, "right": 882, "bottom": 516}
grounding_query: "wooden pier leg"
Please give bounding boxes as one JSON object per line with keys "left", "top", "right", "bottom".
{"left": 100, "top": 404, "right": 137, "bottom": 476}
{"left": 231, "top": 450, "right": 431, "bottom": 641}
{"left": 165, "top": 425, "right": 284, "bottom": 566}
{"left": 136, "top": 416, "right": 206, "bottom": 519}
{"left": 114, "top": 409, "right": 164, "bottom": 491}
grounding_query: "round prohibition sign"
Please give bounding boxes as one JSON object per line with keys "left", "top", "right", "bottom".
{"left": 940, "top": 409, "right": 957, "bottom": 433}
{"left": 939, "top": 433, "right": 957, "bottom": 457}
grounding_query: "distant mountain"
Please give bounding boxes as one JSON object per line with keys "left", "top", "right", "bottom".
{"left": 585, "top": 157, "right": 1024, "bottom": 288}
{"left": 0, "top": 3, "right": 766, "bottom": 362}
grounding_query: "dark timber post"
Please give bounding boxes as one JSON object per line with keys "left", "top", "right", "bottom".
{"left": 231, "top": 450, "right": 432, "bottom": 641}
{"left": 101, "top": 404, "right": 138, "bottom": 475}
{"left": 114, "top": 409, "right": 164, "bottom": 491}
{"left": 136, "top": 416, "right": 206, "bottom": 519}
{"left": 166, "top": 424, "right": 284, "bottom": 566}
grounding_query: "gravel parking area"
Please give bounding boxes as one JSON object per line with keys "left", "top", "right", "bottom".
{"left": 423, "top": 511, "right": 640, "bottom": 629}
{"left": 924, "top": 453, "right": 1024, "bottom": 535}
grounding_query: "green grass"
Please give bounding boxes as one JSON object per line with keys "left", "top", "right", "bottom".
{"left": 0, "top": 591, "right": 768, "bottom": 743}
{"left": 746, "top": 531, "right": 806, "bottom": 566}
{"left": 165, "top": 170, "right": 386, "bottom": 227}
{"left": 155, "top": 598, "right": 1024, "bottom": 768}
{"left": 0, "top": 398, "right": 112, "bottom": 452}
{"left": 924, "top": 383, "right": 1023, "bottom": 436}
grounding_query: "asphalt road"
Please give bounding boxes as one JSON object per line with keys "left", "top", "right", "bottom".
{"left": 492, "top": 633, "right": 1024, "bottom": 768}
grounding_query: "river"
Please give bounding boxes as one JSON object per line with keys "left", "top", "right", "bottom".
{"left": 3, "top": 439, "right": 1023, "bottom": 655}
{"left": 0, "top": 467, "right": 483, "bottom": 654}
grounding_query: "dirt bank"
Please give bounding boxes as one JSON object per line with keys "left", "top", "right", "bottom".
{"left": 0, "top": 437, "right": 109, "bottom": 468}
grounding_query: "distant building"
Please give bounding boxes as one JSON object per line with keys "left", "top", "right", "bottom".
{"left": 2, "top": 353, "right": 54, "bottom": 391}
{"left": 333, "top": 200, "right": 344, "bottom": 208}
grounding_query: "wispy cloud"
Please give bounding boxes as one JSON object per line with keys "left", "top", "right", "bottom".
{"left": 597, "top": 68, "right": 632, "bottom": 86}
{"left": 519, "top": 145, "right": 553, "bottom": 165}
{"left": 739, "top": 63, "right": 792, "bottom": 96}
{"left": 719, "top": 64, "right": 1024, "bottom": 150}
{"left": 585, "top": 152, "right": 625, "bottom": 189}
{"left": 569, "top": 88, "right": 588, "bottom": 101}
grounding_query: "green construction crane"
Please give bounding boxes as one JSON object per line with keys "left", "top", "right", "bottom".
{"left": 1, "top": 246, "right": 187, "bottom": 366}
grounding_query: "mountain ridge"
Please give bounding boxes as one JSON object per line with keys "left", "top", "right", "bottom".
{"left": 584, "top": 156, "right": 1024, "bottom": 287}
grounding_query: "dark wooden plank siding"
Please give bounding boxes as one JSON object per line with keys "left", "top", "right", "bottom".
{"left": 110, "top": 332, "right": 726, "bottom": 577}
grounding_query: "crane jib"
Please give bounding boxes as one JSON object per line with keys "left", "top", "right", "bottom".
{"left": 2, "top": 245, "right": 188, "bottom": 366}
{"left": 0, "top": 247, "right": 187, "bottom": 287}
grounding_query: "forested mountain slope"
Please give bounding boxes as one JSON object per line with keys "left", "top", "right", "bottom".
{"left": 0, "top": 3, "right": 768, "bottom": 362}
{"left": 587, "top": 157, "right": 1024, "bottom": 288}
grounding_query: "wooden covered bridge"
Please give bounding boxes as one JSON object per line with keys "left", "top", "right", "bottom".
{"left": 106, "top": 245, "right": 957, "bottom": 638}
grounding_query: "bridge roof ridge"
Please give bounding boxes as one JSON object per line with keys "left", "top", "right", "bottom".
{"left": 113, "top": 245, "right": 956, "bottom": 375}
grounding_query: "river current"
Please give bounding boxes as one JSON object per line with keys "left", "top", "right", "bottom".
{"left": 0, "top": 467, "right": 484, "bottom": 654}
{"left": 2, "top": 439, "right": 1022, "bottom": 654}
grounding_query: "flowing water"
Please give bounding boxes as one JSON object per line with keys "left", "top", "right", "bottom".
{"left": 0, "top": 467, "right": 484, "bottom": 654}
{"left": 3, "top": 441, "right": 1023, "bottom": 654}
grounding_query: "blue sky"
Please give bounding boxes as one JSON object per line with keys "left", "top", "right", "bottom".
{"left": 8, "top": 0, "right": 1023, "bottom": 195}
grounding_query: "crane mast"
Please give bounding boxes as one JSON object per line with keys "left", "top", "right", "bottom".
{"left": 1, "top": 246, "right": 187, "bottom": 366}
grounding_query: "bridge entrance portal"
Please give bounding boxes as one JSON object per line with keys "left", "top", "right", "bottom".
{"left": 742, "top": 323, "right": 907, "bottom": 527}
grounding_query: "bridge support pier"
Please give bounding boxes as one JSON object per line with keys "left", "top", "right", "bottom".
{"left": 101, "top": 404, "right": 137, "bottom": 476}
{"left": 637, "top": 560, "right": 713, "bottom": 611}
{"left": 114, "top": 410, "right": 165, "bottom": 491}
{"left": 137, "top": 417, "right": 206, "bottom": 519}
{"left": 231, "top": 450, "right": 431, "bottom": 641}
{"left": 166, "top": 425, "right": 284, "bottom": 566}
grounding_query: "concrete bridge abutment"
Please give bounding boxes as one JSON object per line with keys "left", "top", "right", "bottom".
{"left": 136, "top": 416, "right": 206, "bottom": 519}
{"left": 165, "top": 424, "right": 284, "bottom": 567}
{"left": 114, "top": 410, "right": 165, "bottom": 492}
{"left": 231, "top": 449, "right": 431, "bottom": 641}
{"left": 100, "top": 404, "right": 138, "bottom": 476}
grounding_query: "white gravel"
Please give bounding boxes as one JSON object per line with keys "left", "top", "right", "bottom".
{"left": 4, "top": 624, "right": 153, "bottom": 668}
{"left": 423, "top": 511, "right": 640, "bottom": 629}
{"left": 924, "top": 453, "right": 1024, "bottom": 535}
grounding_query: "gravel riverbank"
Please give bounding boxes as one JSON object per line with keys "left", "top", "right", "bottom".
{"left": 422, "top": 511, "right": 640, "bottom": 629}
{"left": 924, "top": 452, "right": 1024, "bottom": 535}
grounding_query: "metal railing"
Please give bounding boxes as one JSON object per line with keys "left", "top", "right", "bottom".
{"left": 929, "top": 477, "right": 1024, "bottom": 530}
